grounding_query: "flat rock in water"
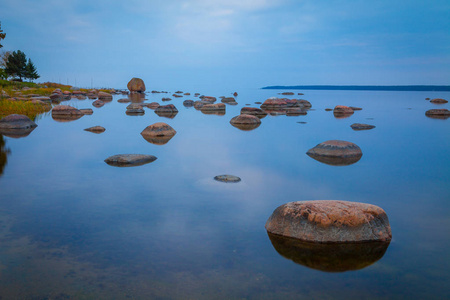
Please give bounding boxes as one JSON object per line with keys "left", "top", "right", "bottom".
{"left": 201, "top": 103, "right": 226, "bottom": 112}
{"left": 265, "top": 200, "right": 392, "bottom": 243}
{"left": 0, "top": 114, "right": 37, "bottom": 129}
{"left": 425, "top": 109, "right": 450, "bottom": 119}
{"left": 214, "top": 175, "right": 241, "bottom": 183}
{"left": 104, "top": 154, "right": 156, "bottom": 167}
{"left": 306, "top": 140, "right": 362, "bottom": 166}
{"left": 141, "top": 122, "right": 177, "bottom": 145}
{"left": 350, "top": 106, "right": 362, "bottom": 111}
{"left": 145, "top": 102, "right": 160, "bottom": 109}
{"left": 430, "top": 98, "right": 448, "bottom": 104}
{"left": 98, "top": 91, "right": 113, "bottom": 100}
{"left": 260, "top": 98, "right": 287, "bottom": 109}
{"left": 84, "top": 126, "right": 105, "bottom": 133}
{"left": 351, "top": 123, "right": 375, "bottom": 130}
{"left": 52, "top": 105, "right": 83, "bottom": 116}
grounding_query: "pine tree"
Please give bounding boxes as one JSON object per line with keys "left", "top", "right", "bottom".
{"left": 25, "top": 58, "right": 39, "bottom": 82}
{"left": 5, "top": 50, "right": 27, "bottom": 80}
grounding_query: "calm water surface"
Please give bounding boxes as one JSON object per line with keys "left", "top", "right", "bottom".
{"left": 0, "top": 89, "right": 449, "bottom": 299}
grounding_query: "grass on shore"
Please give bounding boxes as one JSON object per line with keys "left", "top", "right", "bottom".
{"left": 0, "top": 99, "right": 52, "bottom": 120}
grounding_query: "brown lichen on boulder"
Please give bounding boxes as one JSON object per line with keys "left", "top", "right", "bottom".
{"left": 265, "top": 200, "right": 392, "bottom": 243}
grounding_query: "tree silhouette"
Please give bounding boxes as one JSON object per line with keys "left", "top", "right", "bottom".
{"left": 0, "top": 22, "right": 5, "bottom": 49}
{"left": 25, "top": 58, "right": 39, "bottom": 81}
{"left": 5, "top": 50, "right": 27, "bottom": 80}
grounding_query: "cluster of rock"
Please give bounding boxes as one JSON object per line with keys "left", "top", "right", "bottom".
{"left": 259, "top": 97, "right": 311, "bottom": 116}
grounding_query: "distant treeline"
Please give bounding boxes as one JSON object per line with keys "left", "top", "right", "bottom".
{"left": 262, "top": 85, "right": 450, "bottom": 91}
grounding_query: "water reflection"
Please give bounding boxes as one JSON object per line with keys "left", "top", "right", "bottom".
{"left": 267, "top": 233, "right": 390, "bottom": 272}
{"left": 306, "top": 154, "right": 362, "bottom": 166}
{"left": 52, "top": 114, "right": 84, "bottom": 123}
{"left": 141, "top": 134, "right": 175, "bottom": 145}
{"left": 0, "top": 135, "right": 10, "bottom": 177}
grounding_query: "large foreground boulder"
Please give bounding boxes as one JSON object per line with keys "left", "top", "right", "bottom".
{"left": 265, "top": 200, "right": 392, "bottom": 243}
{"left": 306, "top": 140, "right": 362, "bottom": 166}
{"left": 104, "top": 154, "right": 156, "bottom": 167}
{"left": 127, "top": 77, "right": 146, "bottom": 93}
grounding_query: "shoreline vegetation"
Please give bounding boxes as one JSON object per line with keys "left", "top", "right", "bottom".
{"left": 0, "top": 79, "right": 116, "bottom": 119}
{"left": 262, "top": 85, "right": 450, "bottom": 91}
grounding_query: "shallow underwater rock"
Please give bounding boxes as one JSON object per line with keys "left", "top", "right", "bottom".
{"left": 127, "top": 78, "right": 146, "bottom": 93}
{"left": 349, "top": 106, "right": 362, "bottom": 111}
{"left": 230, "top": 114, "right": 261, "bottom": 131}
{"left": 162, "top": 97, "right": 172, "bottom": 101}
{"left": 306, "top": 140, "right": 362, "bottom": 166}
{"left": 240, "top": 107, "right": 267, "bottom": 118}
{"left": 430, "top": 98, "right": 448, "bottom": 104}
{"left": 92, "top": 100, "right": 105, "bottom": 108}
{"left": 79, "top": 108, "right": 93, "bottom": 115}
{"left": 214, "top": 175, "right": 241, "bottom": 183}
{"left": 104, "top": 154, "right": 156, "bottom": 167}
{"left": 286, "top": 108, "right": 308, "bottom": 116}
{"left": 333, "top": 105, "right": 354, "bottom": 118}
{"left": 425, "top": 109, "right": 450, "bottom": 119}
{"left": 267, "top": 232, "right": 390, "bottom": 272}
{"left": 265, "top": 200, "right": 392, "bottom": 243}
{"left": 84, "top": 126, "right": 105, "bottom": 133}
{"left": 351, "top": 123, "right": 375, "bottom": 130}
{"left": 117, "top": 98, "right": 131, "bottom": 103}
{"left": 0, "top": 114, "right": 38, "bottom": 138}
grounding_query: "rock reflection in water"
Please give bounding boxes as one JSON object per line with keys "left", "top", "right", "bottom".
{"left": 0, "top": 127, "right": 37, "bottom": 138}
{"left": 52, "top": 115, "right": 84, "bottom": 123}
{"left": 0, "top": 135, "right": 11, "bottom": 177}
{"left": 307, "top": 154, "right": 362, "bottom": 166}
{"left": 129, "top": 93, "right": 146, "bottom": 103}
{"left": 267, "top": 232, "right": 390, "bottom": 272}
{"left": 141, "top": 135, "right": 175, "bottom": 145}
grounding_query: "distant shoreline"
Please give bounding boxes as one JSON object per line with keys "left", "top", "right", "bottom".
{"left": 261, "top": 85, "right": 450, "bottom": 92}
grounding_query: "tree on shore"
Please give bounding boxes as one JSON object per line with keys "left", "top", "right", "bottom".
{"left": 25, "top": 59, "right": 39, "bottom": 81}
{"left": 5, "top": 50, "right": 27, "bottom": 81}
{"left": 0, "top": 22, "right": 5, "bottom": 49}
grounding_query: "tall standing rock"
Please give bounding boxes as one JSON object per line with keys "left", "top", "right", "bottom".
{"left": 127, "top": 78, "right": 146, "bottom": 93}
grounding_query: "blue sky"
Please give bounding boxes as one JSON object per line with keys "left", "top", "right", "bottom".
{"left": 1, "top": 0, "right": 449, "bottom": 89}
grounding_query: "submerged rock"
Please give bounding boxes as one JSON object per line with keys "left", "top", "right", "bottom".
{"left": 214, "top": 175, "right": 241, "bottom": 183}
{"left": 230, "top": 114, "right": 261, "bottom": 131}
{"left": 306, "top": 140, "right": 362, "bottom": 166}
{"left": 425, "top": 109, "right": 450, "bottom": 119}
{"left": 84, "top": 126, "right": 105, "bottom": 133}
{"left": 104, "top": 154, "right": 156, "bottom": 167}
{"left": 265, "top": 200, "right": 392, "bottom": 243}
{"left": 117, "top": 98, "right": 131, "bottom": 103}
{"left": 351, "top": 123, "right": 375, "bottom": 130}
{"left": 80, "top": 108, "right": 93, "bottom": 115}
{"left": 267, "top": 232, "right": 390, "bottom": 272}
{"left": 430, "top": 98, "right": 448, "bottom": 104}
{"left": 127, "top": 78, "right": 146, "bottom": 93}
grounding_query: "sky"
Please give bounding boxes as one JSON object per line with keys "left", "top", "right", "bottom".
{"left": 0, "top": 0, "right": 449, "bottom": 90}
